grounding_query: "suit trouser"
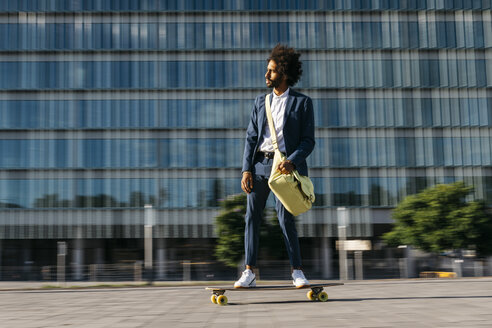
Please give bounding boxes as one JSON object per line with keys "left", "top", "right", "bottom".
{"left": 244, "top": 156, "right": 302, "bottom": 268}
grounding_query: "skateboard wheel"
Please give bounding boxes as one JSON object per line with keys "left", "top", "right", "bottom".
{"left": 211, "top": 295, "right": 218, "bottom": 304}
{"left": 307, "top": 290, "right": 316, "bottom": 301}
{"left": 318, "top": 291, "right": 328, "bottom": 302}
{"left": 217, "top": 295, "right": 228, "bottom": 305}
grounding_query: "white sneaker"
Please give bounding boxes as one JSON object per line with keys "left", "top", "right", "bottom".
{"left": 292, "top": 270, "right": 310, "bottom": 288}
{"left": 234, "top": 269, "right": 256, "bottom": 288}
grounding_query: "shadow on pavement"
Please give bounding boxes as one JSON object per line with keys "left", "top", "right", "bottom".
{"left": 226, "top": 300, "right": 315, "bottom": 306}
{"left": 226, "top": 295, "right": 492, "bottom": 306}
{"left": 334, "top": 295, "right": 492, "bottom": 302}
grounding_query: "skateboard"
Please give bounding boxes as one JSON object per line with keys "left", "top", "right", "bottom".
{"left": 206, "top": 283, "right": 344, "bottom": 305}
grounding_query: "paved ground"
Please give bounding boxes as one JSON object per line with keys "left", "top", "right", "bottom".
{"left": 1, "top": 278, "right": 491, "bottom": 327}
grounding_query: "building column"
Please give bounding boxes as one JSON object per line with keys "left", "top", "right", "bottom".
{"left": 0, "top": 239, "right": 2, "bottom": 280}
{"left": 95, "top": 246, "right": 104, "bottom": 265}
{"left": 89, "top": 240, "right": 104, "bottom": 282}
{"left": 321, "top": 237, "right": 332, "bottom": 279}
{"left": 406, "top": 246, "right": 417, "bottom": 278}
{"left": 94, "top": 239, "right": 104, "bottom": 265}
{"left": 156, "top": 238, "right": 166, "bottom": 280}
{"left": 487, "top": 256, "right": 492, "bottom": 276}
{"left": 23, "top": 240, "right": 33, "bottom": 280}
{"left": 72, "top": 228, "right": 84, "bottom": 281}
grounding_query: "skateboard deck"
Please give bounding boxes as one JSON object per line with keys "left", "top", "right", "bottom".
{"left": 206, "top": 283, "right": 343, "bottom": 305}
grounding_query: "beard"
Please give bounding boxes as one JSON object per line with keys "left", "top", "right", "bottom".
{"left": 266, "top": 75, "right": 283, "bottom": 88}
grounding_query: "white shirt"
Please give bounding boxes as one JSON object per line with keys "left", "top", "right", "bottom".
{"left": 259, "top": 88, "right": 289, "bottom": 153}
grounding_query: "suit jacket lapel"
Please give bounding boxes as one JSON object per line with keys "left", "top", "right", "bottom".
{"left": 258, "top": 95, "right": 267, "bottom": 139}
{"left": 283, "top": 92, "right": 296, "bottom": 127}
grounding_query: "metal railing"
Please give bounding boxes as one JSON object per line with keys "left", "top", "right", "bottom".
{"left": 0, "top": 257, "right": 491, "bottom": 282}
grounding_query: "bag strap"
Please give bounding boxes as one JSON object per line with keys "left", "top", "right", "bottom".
{"left": 264, "top": 94, "right": 280, "bottom": 153}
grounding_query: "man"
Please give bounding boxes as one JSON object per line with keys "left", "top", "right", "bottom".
{"left": 235, "top": 44, "right": 315, "bottom": 288}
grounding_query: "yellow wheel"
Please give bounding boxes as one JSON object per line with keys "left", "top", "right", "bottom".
{"left": 217, "top": 295, "right": 228, "bottom": 305}
{"left": 307, "top": 290, "right": 317, "bottom": 301}
{"left": 318, "top": 291, "right": 328, "bottom": 302}
{"left": 211, "top": 295, "right": 218, "bottom": 304}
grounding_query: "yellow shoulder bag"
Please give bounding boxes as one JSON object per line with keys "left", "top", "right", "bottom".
{"left": 265, "top": 94, "right": 315, "bottom": 216}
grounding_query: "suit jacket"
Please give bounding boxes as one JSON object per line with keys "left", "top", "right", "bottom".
{"left": 242, "top": 89, "right": 315, "bottom": 177}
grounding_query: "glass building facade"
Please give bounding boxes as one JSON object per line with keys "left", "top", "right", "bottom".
{"left": 2, "top": 0, "right": 492, "bottom": 277}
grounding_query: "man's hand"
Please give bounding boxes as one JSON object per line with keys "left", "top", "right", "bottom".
{"left": 241, "top": 171, "right": 253, "bottom": 194}
{"left": 277, "top": 160, "right": 295, "bottom": 175}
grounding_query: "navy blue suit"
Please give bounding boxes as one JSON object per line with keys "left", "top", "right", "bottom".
{"left": 241, "top": 89, "right": 315, "bottom": 267}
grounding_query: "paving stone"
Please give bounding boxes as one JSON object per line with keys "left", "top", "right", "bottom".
{"left": 2, "top": 278, "right": 492, "bottom": 327}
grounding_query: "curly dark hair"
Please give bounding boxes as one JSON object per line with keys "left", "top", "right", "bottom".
{"left": 267, "top": 44, "right": 303, "bottom": 86}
